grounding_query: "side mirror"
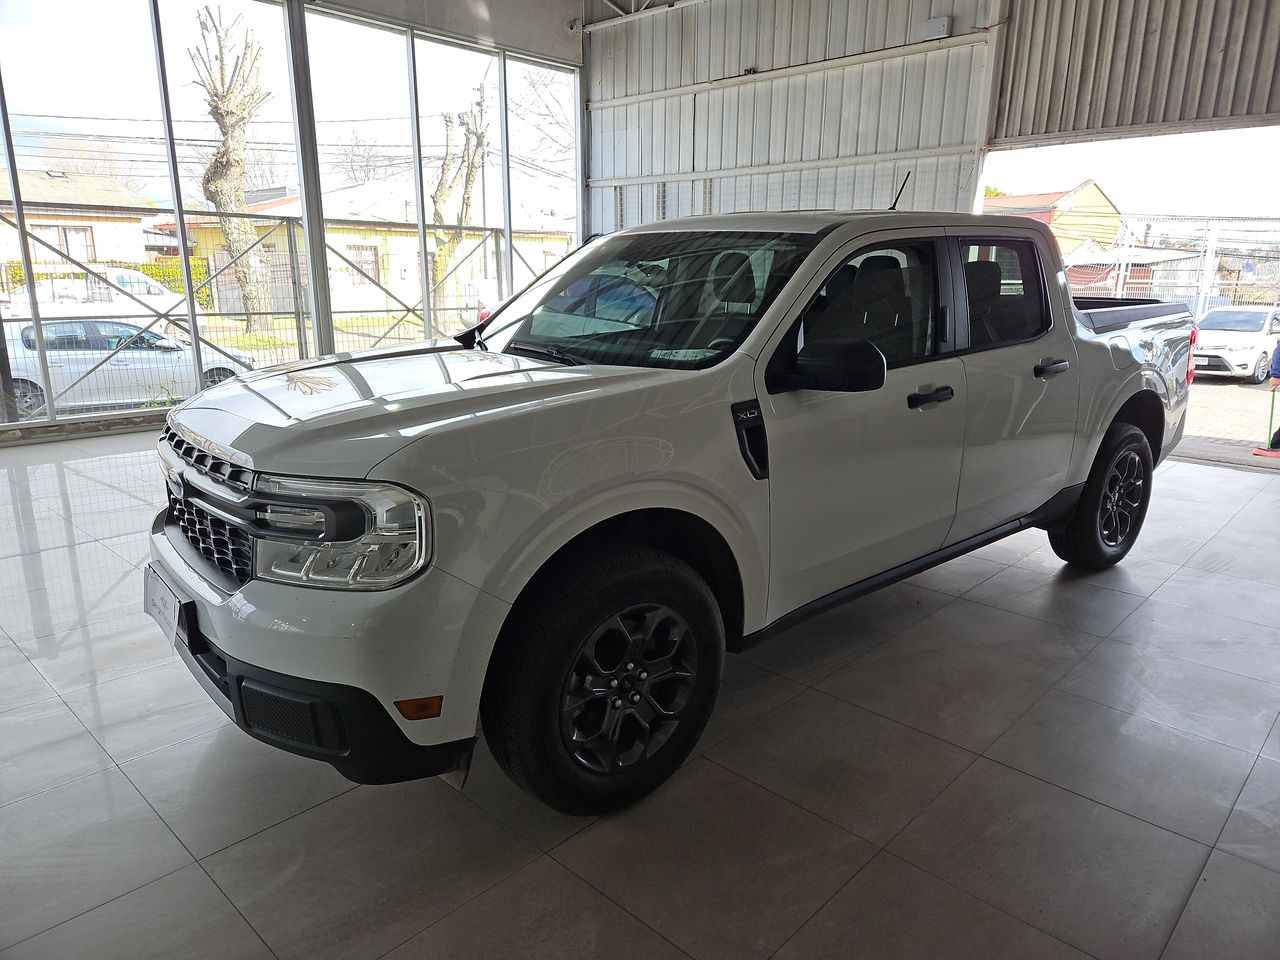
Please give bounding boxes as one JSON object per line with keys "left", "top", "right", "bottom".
{"left": 769, "top": 338, "right": 887, "bottom": 393}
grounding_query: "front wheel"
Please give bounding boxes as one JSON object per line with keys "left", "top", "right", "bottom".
{"left": 482, "top": 546, "right": 724, "bottom": 814}
{"left": 1049, "top": 423, "right": 1153, "bottom": 569}
{"left": 12, "top": 380, "right": 46, "bottom": 419}
{"left": 1251, "top": 352, "right": 1271, "bottom": 384}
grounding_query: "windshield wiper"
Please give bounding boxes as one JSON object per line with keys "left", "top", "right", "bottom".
{"left": 505, "top": 340, "right": 588, "bottom": 366}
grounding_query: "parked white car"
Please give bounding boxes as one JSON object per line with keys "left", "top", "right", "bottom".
{"left": 145, "top": 212, "right": 1192, "bottom": 813}
{"left": 2, "top": 319, "right": 252, "bottom": 417}
{"left": 1191, "top": 305, "right": 1280, "bottom": 382}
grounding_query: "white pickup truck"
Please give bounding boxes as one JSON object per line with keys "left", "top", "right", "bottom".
{"left": 144, "top": 212, "right": 1193, "bottom": 813}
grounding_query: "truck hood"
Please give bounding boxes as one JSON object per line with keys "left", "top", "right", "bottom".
{"left": 168, "top": 342, "right": 665, "bottom": 477}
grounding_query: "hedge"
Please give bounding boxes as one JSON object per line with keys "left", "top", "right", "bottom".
{"left": 3, "top": 257, "right": 213, "bottom": 309}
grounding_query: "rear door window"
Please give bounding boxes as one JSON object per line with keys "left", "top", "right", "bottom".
{"left": 959, "top": 239, "right": 1049, "bottom": 349}
{"left": 22, "top": 322, "right": 100, "bottom": 351}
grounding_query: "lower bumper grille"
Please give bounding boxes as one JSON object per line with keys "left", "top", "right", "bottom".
{"left": 1195, "top": 356, "right": 1235, "bottom": 372}
{"left": 168, "top": 493, "right": 254, "bottom": 585}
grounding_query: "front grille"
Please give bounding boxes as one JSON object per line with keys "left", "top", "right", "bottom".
{"left": 162, "top": 426, "right": 254, "bottom": 492}
{"left": 169, "top": 492, "right": 254, "bottom": 585}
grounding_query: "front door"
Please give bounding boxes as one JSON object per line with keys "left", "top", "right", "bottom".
{"left": 944, "top": 230, "right": 1080, "bottom": 543}
{"left": 759, "top": 233, "right": 966, "bottom": 620}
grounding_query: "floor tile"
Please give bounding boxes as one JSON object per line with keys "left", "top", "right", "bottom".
{"left": 709, "top": 689, "right": 974, "bottom": 845}
{"left": 98, "top": 531, "right": 152, "bottom": 569}
{"left": 818, "top": 637, "right": 1050, "bottom": 753}
{"left": 0, "top": 769, "right": 192, "bottom": 951}
{"left": 739, "top": 606, "right": 890, "bottom": 685}
{"left": 16, "top": 612, "right": 172, "bottom": 694}
{"left": 1110, "top": 597, "right": 1280, "bottom": 684}
{"left": 0, "top": 641, "right": 56, "bottom": 714}
{"left": 385, "top": 856, "right": 687, "bottom": 960}
{"left": 0, "top": 543, "right": 143, "bottom": 642}
{"left": 905, "top": 554, "right": 1007, "bottom": 597}
{"left": 62, "top": 659, "right": 230, "bottom": 763}
{"left": 962, "top": 566, "right": 1145, "bottom": 636}
{"left": 0, "top": 699, "right": 113, "bottom": 807}
{"left": 0, "top": 864, "right": 271, "bottom": 960}
{"left": 555, "top": 760, "right": 874, "bottom": 960}
{"left": 48, "top": 501, "right": 163, "bottom": 542}
{"left": 462, "top": 739, "right": 592, "bottom": 852}
{"left": 0, "top": 501, "right": 95, "bottom": 559}
{"left": 692, "top": 656, "right": 803, "bottom": 755}
{"left": 986, "top": 689, "right": 1254, "bottom": 843}
{"left": 1126, "top": 514, "right": 1225, "bottom": 566}
{"left": 1014, "top": 547, "right": 1179, "bottom": 598}
{"left": 121, "top": 725, "right": 353, "bottom": 858}
{"left": 969, "top": 527, "right": 1047, "bottom": 564}
{"left": 1264, "top": 721, "right": 1280, "bottom": 762}
{"left": 1163, "top": 850, "right": 1280, "bottom": 960}
{"left": 1184, "top": 516, "right": 1280, "bottom": 586}
{"left": 204, "top": 779, "right": 537, "bottom": 960}
{"left": 774, "top": 851, "right": 1087, "bottom": 960}
{"left": 1217, "top": 757, "right": 1280, "bottom": 874}
{"left": 1057, "top": 640, "right": 1280, "bottom": 752}
{"left": 1150, "top": 567, "right": 1280, "bottom": 632}
{"left": 889, "top": 760, "right": 1207, "bottom": 960}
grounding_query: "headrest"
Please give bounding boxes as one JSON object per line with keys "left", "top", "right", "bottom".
{"left": 710, "top": 251, "right": 756, "bottom": 304}
{"left": 965, "top": 259, "right": 1002, "bottom": 303}
{"left": 851, "top": 255, "right": 905, "bottom": 301}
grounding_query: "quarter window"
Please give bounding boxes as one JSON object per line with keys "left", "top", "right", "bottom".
{"left": 960, "top": 239, "right": 1048, "bottom": 348}
{"left": 797, "top": 240, "right": 941, "bottom": 368}
{"left": 22, "top": 322, "right": 97, "bottom": 351}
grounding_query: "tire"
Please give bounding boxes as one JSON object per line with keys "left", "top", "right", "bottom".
{"left": 481, "top": 546, "right": 724, "bottom": 815}
{"left": 1251, "top": 352, "right": 1271, "bottom": 384}
{"left": 11, "top": 380, "right": 46, "bottom": 419}
{"left": 202, "top": 367, "right": 236, "bottom": 389}
{"left": 1049, "top": 423, "right": 1153, "bottom": 570}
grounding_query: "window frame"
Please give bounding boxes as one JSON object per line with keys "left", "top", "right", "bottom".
{"left": 948, "top": 234, "right": 1054, "bottom": 356}
{"left": 765, "top": 234, "right": 958, "bottom": 390}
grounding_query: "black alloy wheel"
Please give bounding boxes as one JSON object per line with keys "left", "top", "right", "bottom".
{"left": 1098, "top": 449, "right": 1144, "bottom": 548}
{"left": 560, "top": 603, "right": 698, "bottom": 774}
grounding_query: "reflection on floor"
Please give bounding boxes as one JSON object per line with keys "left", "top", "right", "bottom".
{"left": 3, "top": 432, "right": 1280, "bottom": 959}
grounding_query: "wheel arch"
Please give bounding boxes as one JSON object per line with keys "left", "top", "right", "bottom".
{"left": 493, "top": 507, "right": 747, "bottom": 654}
{"left": 1110, "top": 388, "right": 1164, "bottom": 462}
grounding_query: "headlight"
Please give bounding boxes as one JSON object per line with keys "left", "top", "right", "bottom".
{"left": 252, "top": 476, "right": 430, "bottom": 590}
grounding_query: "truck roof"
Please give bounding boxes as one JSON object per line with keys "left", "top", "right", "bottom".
{"left": 616, "top": 210, "right": 1049, "bottom": 235}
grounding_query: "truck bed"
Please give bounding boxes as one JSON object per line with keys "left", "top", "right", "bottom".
{"left": 1073, "top": 297, "right": 1194, "bottom": 334}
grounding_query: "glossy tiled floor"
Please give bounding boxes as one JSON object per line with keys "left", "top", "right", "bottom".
{"left": 4, "top": 432, "right": 1280, "bottom": 959}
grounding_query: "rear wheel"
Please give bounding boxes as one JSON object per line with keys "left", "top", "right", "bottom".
{"left": 12, "top": 380, "right": 46, "bottom": 419}
{"left": 1049, "top": 422, "right": 1153, "bottom": 569}
{"left": 202, "top": 367, "right": 236, "bottom": 389}
{"left": 1251, "top": 352, "right": 1270, "bottom": 384}
{"left": 482, "top": 546, "right": 724, "bottom": 814}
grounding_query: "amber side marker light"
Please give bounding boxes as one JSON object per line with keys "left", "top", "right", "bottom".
{"left": 395, "top": 696, "right": 443, "bottom": 720}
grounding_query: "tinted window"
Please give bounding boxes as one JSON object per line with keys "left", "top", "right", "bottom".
{"left": 21, "top": 322, "right": 97, "bottom": 351}
{"left": 961, "top": 239, "right": 1048, "bottom": 348}
{"left": 96, "top": 322, "right": 161, "bottom": 350}
{"left": 797, "top": 240, "right": 941, "bottom": 367}
{"left": 485, "top": 231, "right": 816, "bottom": 370}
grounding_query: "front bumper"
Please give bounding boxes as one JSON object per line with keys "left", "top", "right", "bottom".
{"left": 148, "top": 510, "right": 511, "bottom": 782}
{"left": 1192, "top": 352, "right": 1255, "bottom": 377}
{"left": 173, "top": 612, "right": 473, "bottom": 783}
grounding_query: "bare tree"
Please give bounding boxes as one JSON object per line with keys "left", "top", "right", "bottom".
{"left": 428, "top": 103, "right": 486, "bottom": 295}
{"left": 189, "top": 5, "right": 272, "bottom": 330}
{"left": 336, "top": 134, "right": 383, "bottom": 186}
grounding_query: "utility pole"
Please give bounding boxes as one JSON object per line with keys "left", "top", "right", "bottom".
{"left": 1194, "top": 222, "right": 1220, "bottom": 316}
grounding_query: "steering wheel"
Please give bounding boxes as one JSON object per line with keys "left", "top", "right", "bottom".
{"left": 707, "top": 337, "right": 738, "bottom": 351}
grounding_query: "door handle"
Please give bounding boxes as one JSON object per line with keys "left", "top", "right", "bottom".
{"left": 1034, "top": 358, "right": 1070, "bottom": 378}
{"left": 907, "top": 385, "right": 955, "bottom": 409}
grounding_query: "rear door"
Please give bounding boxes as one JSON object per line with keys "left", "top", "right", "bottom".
{"left": 944, "top": 229, "right": 1080, "bottom": 543}
{"left": 758, "top": 230, "right": 967, "bottom": 618}
{"left": 22, "top": 321, "right": 107, "bottom": 410}
{"left": 92, "top": 321, "right": 198, "bottom": 404}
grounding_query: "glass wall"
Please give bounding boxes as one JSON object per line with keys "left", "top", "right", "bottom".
{"left": 0, "top": 0, "right": 580, "bottom": 428}
{"left": 506, "top": 59, "right": 579, "bottom": 290}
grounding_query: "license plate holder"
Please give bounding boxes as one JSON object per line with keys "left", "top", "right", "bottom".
{"left": 144, "top": 564, "right": 192, "bottom": 649}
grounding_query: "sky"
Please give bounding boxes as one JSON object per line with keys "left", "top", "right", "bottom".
{"left": 0, "top": 0, "right": 578, "bottom": 229}
{"left": 980, "top": 124, "right": 1280, "bottom": 219}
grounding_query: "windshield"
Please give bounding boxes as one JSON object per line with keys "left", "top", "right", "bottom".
{"left": 1198, "top": 309, "right": 1269, "bottom": 333}
{"left": 482, "top": 230, "right": 817, "bottom": 369}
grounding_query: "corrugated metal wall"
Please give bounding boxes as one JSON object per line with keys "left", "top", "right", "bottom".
{"left": 991, "top": 0, "right": 1280, "bottom": 145}
{"left": 585, "top": 0, "right": 994, "bottom": 232}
